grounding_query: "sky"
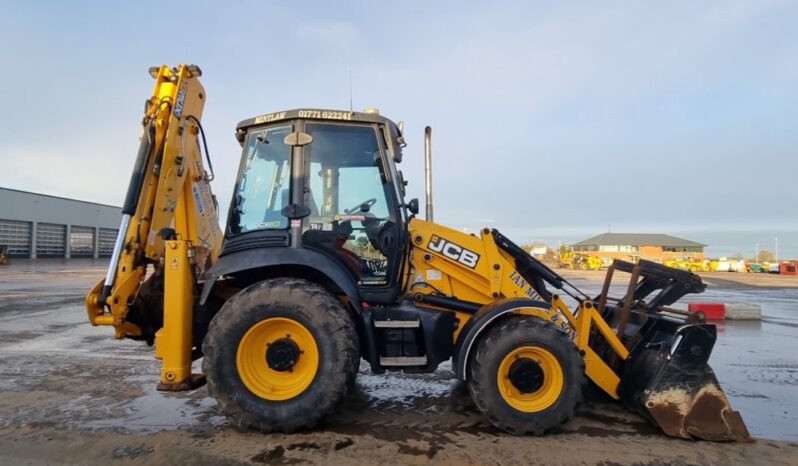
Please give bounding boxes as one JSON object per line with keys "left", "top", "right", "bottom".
{"left": 1, "top": 1, "right": 796, "bottom": 257}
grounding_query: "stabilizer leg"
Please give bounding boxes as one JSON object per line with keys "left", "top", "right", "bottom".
{"left": 155, "top": 239, "right": 205, "bottom": 391}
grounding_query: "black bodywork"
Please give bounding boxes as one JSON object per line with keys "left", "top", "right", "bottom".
{"left": 366, "top": 303, "right": 456, "bottom": 373}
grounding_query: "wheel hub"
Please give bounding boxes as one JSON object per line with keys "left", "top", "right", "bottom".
{"left": 266, "top": 337, "right": 301, "bottom": 372}
{"left": 508, "top": 357, "right": 545, "bottom": 393}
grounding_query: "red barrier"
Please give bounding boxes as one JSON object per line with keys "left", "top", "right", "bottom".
{"left": 688, "top": 302, "right": 726, "bottom": 320}
{"left": 779, "top": 261, "right": 798, "bottom": 276}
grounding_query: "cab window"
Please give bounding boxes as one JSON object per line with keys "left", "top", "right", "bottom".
{"left": 228, "top": 125, "right": 292, "bottom": 234}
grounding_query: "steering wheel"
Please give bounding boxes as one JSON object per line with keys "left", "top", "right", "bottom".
{"left": 345, "top": 198, "right": 377, "bottom": 214}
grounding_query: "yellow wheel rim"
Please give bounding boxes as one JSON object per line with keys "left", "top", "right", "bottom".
{"left": 497, "top": 345, "right": 564, "bottom": 412}
{"left": 236, "top": 317, "right": 319, "bottom": 401}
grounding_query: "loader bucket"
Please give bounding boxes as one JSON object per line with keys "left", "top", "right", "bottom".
{"left": 587, "top": 259, "right": 750, "bottom": 441}
{"left": 616, "top": 317, "right": 750, "bottom": 441}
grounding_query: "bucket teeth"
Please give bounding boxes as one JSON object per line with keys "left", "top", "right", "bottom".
{"left": 617, "top": 322, "right": 750, "bottom": 442}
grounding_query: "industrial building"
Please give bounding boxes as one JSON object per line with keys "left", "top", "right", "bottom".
{"left": 571, "top": 232, "right": 706, "bottom": 263}
{"left": 0, "top": 187, "right": 120, "bottom": 259}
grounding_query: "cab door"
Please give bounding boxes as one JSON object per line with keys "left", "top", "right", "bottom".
{"left": 301, "top": 122, "right": 404, "bottom": 303}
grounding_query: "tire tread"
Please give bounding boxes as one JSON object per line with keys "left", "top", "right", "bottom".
{"left": 202, "top": 278, "right": 359, "bottom": 432}
{"left": 468, "top": 316, "right": 586, "bottom": 435}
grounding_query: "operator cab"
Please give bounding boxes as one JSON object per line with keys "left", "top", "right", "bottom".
{"left": 222, "top": 109, "right": 413, "bottom": 303}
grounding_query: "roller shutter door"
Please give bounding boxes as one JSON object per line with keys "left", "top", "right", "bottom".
{"left": 98, "top": 228, "right": 118, "bottom": 257}
{"left": 36, "top": 223, "right": 66, "bottom": 257}
{"left": 0, "top": 219, "right": 32, "bottom": 257}
{"left": 70, "top": 226, "right": 95, "bottom": 257}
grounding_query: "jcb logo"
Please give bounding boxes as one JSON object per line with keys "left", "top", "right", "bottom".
{"left": 428, "top": 235, "right": 480, "bottom": 269}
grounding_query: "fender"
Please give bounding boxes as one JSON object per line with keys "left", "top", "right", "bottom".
{"left": 452, "top": 297, "right": 552, "bottom": 380}
{"left": 200, "top": 247, "right": 361, "bottom": 308}
{"left": 200, "top": 246, "right": 380, "bottom": 368}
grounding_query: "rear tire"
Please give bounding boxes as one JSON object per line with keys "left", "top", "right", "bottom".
{"left": 203, "top": 278, "right": 359, "bottom": 432}
{"left": 468, "top": 316, "right": 586, "bottom": 435}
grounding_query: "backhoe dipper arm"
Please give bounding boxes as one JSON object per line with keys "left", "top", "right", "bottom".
{"left": 86, "top": 64, "right": 222, "bottom": 344}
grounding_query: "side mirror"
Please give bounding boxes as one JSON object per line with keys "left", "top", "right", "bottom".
{"left": 389, "top": 124, "right": 404, "bottom": 163}
{"left": 235, "top": 129, "right": 246, "bottom": 146}
{"left": 406, "top": 198, "right": 419, "bottom": 215}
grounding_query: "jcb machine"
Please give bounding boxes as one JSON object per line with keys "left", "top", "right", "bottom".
{"left": 87, "top": 65, "right": 749, "bottom": 440}
{"left": 560, "top": 252, "right": 602, "bottom": 271}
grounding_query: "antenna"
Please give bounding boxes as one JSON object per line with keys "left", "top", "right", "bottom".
{"left": 348, "top": 69, "right": 353, "bottom": 112}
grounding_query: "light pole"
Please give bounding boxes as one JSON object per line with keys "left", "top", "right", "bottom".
{"left": 775, "top": 237, "right": 779, "bottom": 262}
{"left": 755, "top": 243, "right": 759, "bottom": 263}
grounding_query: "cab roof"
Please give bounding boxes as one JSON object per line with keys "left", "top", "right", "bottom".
{"left": 236, "top": 108, "right": 399, "bottom": 133}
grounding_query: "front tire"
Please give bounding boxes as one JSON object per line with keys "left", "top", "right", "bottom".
{"left": 468, "top": 316, "right": 586, "bottom": 435}
{"left": 202, "top": 278, "right": 359, "bottom": 432}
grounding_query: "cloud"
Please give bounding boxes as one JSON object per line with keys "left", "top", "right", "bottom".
{"left": 0, "top": 1, "right": 796, "bottom": 242}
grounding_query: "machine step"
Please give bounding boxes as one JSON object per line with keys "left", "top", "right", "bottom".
{"left": 374, "top": 319, "right": 420, "bottom": 328}
{"left": 379, "top": 356, "right": 428, "bottom": 366}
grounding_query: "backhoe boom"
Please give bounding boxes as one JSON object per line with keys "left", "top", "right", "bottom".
{"left": 86, "top": 64, "right": 222, "bottom": 388}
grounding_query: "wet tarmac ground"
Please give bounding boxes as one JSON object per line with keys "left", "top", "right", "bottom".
{"left": 0, "top": 260, "right": 797, "bottom": 465}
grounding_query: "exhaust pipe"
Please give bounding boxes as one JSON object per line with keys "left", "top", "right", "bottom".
{"left": 424, "top": 126, "right": 433, "bottom": 221}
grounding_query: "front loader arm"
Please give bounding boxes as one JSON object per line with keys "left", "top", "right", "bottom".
{"left": 86, "top": 64, "right": 223, "bottom": 341}
{"left": 406, "top": 219, "right": 748, "bottom": 441}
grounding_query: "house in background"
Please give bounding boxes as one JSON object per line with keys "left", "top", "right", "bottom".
{"left": 571, "top": 232, "right": 706, "bottom": 263}
{"left": 527, "top": 242, "right": 556, "bottom": 261}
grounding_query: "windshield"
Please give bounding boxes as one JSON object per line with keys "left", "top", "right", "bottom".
{"left": 228, "top": 125, "right": 292, "bottom": 234}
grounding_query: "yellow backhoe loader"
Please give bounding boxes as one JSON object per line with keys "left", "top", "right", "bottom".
{"left": 560, "top": 252, "right": 602, "bottom": 270}
{"left": 664, "top": 259, "right": 711, "bottom": 273}
{"left": 86, "top": 65, "right": 749, "bottom": 440}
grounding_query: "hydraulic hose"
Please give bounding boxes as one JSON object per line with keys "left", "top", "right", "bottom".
{"left": 99, "top": 121, "right": 156, "bottom": 306}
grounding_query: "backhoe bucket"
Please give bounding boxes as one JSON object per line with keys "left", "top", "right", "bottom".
{"left": 616, "top": 317, "right": 750, "bottom": 441}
